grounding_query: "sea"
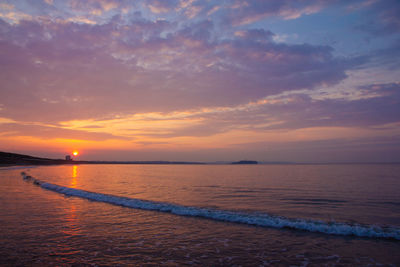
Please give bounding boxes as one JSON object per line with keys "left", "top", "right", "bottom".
{"left": 1, "top": 164, "right": 399, "bottom": 266}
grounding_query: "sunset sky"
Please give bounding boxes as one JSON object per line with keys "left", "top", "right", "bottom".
{"left": 0, "top": 0, "right": 399, "bottom": 162}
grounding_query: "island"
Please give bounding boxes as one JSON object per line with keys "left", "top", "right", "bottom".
{"left": 231, "top": 160, "right": 258, "bottom": 165}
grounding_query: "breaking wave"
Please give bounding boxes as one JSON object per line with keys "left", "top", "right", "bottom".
{"left": 21, "top": 172, "right": 400, "bottom": 240}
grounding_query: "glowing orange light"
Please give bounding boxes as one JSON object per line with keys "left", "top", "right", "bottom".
{"left": 72, "top": 151, "right": 79, "bottom": 156}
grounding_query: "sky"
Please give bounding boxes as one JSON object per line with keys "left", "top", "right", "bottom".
{"left": 0, "top": 0, "right": 399, "bottom": 162}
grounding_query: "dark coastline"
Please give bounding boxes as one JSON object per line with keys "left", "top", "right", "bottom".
{"left": 0, "top": 151, "right": 205, "bottom": 166}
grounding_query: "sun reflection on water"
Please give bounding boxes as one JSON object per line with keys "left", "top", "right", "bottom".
{"left": 71, "top": 165, "right": 78, "bottom": 188}
{"left": 62, "top": 203, "right": 81, "bottom": 237}
{"left": 63, "top": 165, "right": 82, "bottom": 239}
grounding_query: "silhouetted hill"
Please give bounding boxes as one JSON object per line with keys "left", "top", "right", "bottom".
{"left": 0, "top": 151, "right": 71, "bottom": 165}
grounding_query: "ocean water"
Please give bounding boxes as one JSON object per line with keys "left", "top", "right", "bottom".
{"left": 1, "top": 164, "right": 400, "bottom": 266}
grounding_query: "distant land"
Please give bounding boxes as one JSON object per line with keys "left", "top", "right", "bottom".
{"left": 0, "top": 151, "right": 259, "bottom": 166}
{"left": 0, "top": 151, "right": 204, "bottom": 166}
{"left": 0, "top": 151, "right": 71, "bottom": 166}
{"left": 231, "top": 160, "right": 258, "bottom": 164}
{"left": 1, "top": 151, "right": 399, "bottom": 166}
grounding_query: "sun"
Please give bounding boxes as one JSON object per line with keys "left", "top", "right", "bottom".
{"left": 72, "top": 151, "right": 79, "bottom": 156}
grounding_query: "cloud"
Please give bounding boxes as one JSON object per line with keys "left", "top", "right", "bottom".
{"left": 0, "top": 1, "right": 398, "bottom": 163}
{"left": 146, "top": 0, "right": 178, "bottom": 14}
{"left": 222, "top": 0, "right": 326, "bottom": 26}
{"left": 68, "top": 0, "right": 122, "bottom": 13}
{"left": 204, "top": 82, "right": 400, "bottom": 133}
{"left": 153, "top": 82, "right": 400, "bottom": 138}
{"left": 258, "top": 83, "right": 400, "bottom": 130}
{"left": 0, "top": 3, "right": 14, "bottom": 10}
{"left": 0, "top": 16, "right": 362, "bottom": 125}
{"left": 46, "top": 82, "right": 399, "bottom": 143}
{"left": 0, "top": 122, "right": 128, "bottom": 141}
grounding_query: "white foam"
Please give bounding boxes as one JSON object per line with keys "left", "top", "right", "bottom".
{"left": 21, "top": 173, "right": 400, "bottom": 240}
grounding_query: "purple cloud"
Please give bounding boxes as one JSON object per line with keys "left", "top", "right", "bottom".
{"left": 0, "top": 15, "right": 363, "bottom": 124}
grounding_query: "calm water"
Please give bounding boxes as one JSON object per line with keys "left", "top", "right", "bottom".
{"left": 1, "top": 164, "right": 400, "bottom": 266}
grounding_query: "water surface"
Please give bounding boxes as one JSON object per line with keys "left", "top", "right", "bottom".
{"left": 1, "top": 164, "right": 399, "bottom": 265}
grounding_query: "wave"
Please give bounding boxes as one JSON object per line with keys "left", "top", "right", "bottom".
{"left": 21, "top": 172, "right": 400, "bottom": 240}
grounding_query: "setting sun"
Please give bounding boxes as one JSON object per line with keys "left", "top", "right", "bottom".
{"left": 72, "top": 151, "right": 79, "bottom": 156}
